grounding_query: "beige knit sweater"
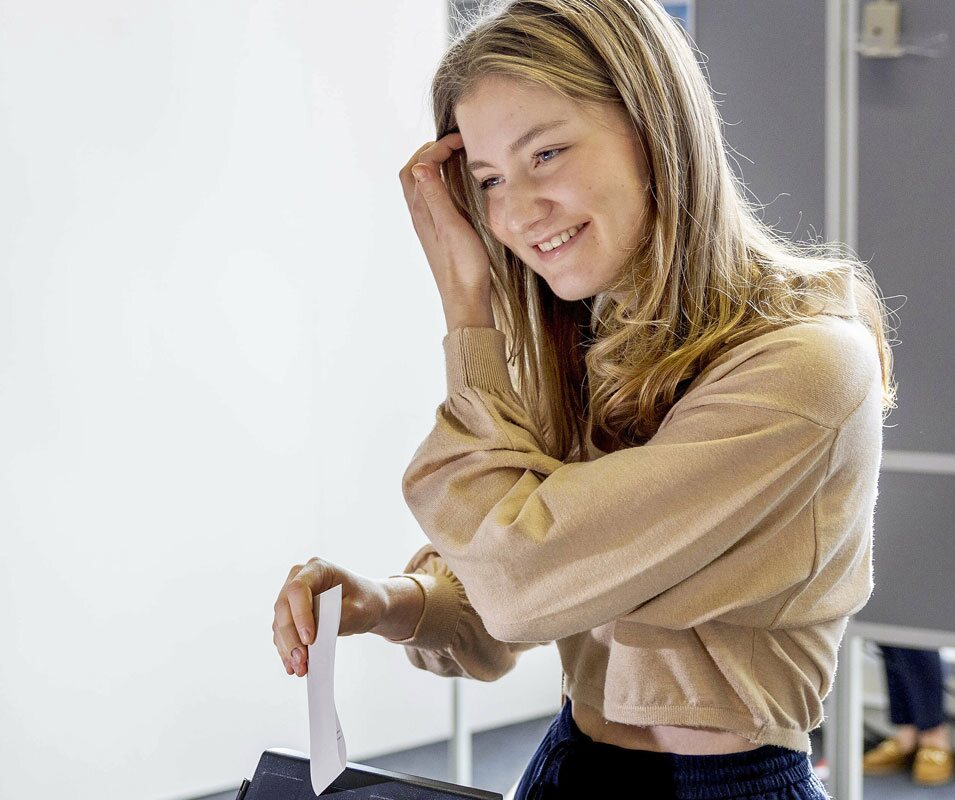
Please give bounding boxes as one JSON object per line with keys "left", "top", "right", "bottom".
{"left": 393, "top": 288, "right": 882, "bottom": 754}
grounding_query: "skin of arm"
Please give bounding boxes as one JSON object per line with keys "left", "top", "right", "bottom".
{"left": 443, "top": 292, "right": 496, "bottom": 334}
{"left": 371, "top": 576, "right": 426, "bottom": 642}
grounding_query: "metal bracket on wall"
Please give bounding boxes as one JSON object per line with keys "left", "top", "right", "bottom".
{"left": 856, "top": 0, "right": 950, "bottom": 58}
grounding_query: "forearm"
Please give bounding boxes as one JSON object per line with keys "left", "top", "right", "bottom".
{"left": 443, "top": 291, "right": 495, "bottom": 334}
{"left": 371, "top": 576, "right": 425, "bottom": 641}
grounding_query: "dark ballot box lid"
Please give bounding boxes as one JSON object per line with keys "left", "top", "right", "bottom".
{"left": 236, "top": 748, "right": 504, "bottom": 800}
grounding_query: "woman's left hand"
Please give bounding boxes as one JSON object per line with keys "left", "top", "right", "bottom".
{"left": 399, "top": 133, "right": 492, "bottom": 304}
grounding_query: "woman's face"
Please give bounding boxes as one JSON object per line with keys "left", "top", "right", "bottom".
{"left": 454, "top": 74, "right": 652, "bottom": 302}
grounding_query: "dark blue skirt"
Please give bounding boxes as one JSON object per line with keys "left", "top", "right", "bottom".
{"left": 513, "top": 700, "right": 830, "bottom": 800}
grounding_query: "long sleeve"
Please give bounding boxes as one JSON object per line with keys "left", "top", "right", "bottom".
{"left": 387, "top": 544, "right": 546, "bottom": 681}
{"left": 401, "top": 322, "right": 881, "bottom": 644}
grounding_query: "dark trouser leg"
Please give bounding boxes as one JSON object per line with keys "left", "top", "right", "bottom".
{"left": 880, "top": 645, "right": 946, "bottom": 731}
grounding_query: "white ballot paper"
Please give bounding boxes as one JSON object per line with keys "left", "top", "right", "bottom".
{"left": 306, "top": 583, "right": 347, "bottom": 796}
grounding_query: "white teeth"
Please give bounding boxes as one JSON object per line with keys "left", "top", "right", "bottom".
{"left": 538, "top": 224, "right": 582, "bottom": 252}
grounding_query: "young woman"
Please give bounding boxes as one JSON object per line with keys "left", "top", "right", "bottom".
{"left": 272, "top": 1, "right": 897, "bottom": 797}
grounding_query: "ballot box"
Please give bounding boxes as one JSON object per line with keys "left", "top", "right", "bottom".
{"left": 236, "top": 748, "right": 504, "bottom": 799}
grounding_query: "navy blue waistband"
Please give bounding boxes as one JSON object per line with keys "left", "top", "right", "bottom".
{"left": 555, "top": 701, "right": 815, "bottom": 799}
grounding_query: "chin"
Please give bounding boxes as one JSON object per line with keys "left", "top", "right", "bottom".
{"left": 545, "top": 277, "right": 603, "bottom": 303}
{"left": 519, "top": 259, "right": 603, "bottom": 303}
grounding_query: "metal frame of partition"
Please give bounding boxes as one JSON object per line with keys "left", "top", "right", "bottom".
{"left": 450, "top": 679, "right": 472, "bottom": 786}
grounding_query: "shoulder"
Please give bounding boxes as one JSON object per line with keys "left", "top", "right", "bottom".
{"left": 680, "top": 316, "right": 881, "bottom": 429}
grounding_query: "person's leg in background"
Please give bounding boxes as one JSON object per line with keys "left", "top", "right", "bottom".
{"left": 884, "top": 646, "right": 947, "bottom": 752}
{"left": 863, "top": 645, "right": 952, "bottom": 786}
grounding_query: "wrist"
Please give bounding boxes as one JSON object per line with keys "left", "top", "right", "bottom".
{"left": 443, "top": 291, "right": 495, "bottom": 334}
{"left": 372, "top": 576, "right": 425, "bottom": 642}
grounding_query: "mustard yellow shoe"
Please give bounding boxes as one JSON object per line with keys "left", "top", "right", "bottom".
{"left": 913, "top": 746, "right": 954, "bottom": 786}
{"left": 862, "top": 738, "right": 916, "bottom": 775}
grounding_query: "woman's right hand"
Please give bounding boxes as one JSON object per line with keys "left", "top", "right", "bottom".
{"left": 272, "top": 557, "right": 389, "bottom": 677}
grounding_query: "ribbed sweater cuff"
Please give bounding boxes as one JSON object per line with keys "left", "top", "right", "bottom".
{"left": 385, "top": 573, "right": 464, "bottom": 651}
{"left": 442, "top": 326, "right": 514, "bottom": 395}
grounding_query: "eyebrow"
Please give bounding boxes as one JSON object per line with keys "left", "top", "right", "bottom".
{"left": 465, "top": 119, "right": 570, "bottom": 172}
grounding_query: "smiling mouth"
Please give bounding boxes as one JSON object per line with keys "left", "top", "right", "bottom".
{"left": 535, "top": 222, "right": 588, "bottom": 252}
{"left": 534, "top": 221, "right": 590, "bottom": 260}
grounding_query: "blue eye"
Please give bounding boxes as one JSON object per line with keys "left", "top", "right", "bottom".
{"left": 478, "top": 147, "right": 565, "bottom": 192}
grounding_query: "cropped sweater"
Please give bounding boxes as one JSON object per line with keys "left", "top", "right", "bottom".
{"left": 392, "top": 290, "right": 882, "bottom": 755}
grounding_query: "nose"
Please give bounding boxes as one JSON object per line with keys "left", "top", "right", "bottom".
{"left": 499, "top": 179, "right": 550, "bottom": 241}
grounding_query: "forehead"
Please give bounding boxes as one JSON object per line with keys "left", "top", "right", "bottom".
{"left": 458, "top": 75, "right": 570, "bottom": 112}
{"left": 454, "top": 75, "right": 627, "bottom": 165}
{"left": 455, "top": 75, "right": 581, "bottom": 137}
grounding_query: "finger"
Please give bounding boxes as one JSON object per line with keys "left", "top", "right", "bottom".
{"left": 273, "top": 570, "right": 307, "bottom": 657}
{"left": 399, "top": 140, "right": 438, "bottom": 209}
{"left": 286, "top": 559, "right": 333, "bottom": 644}
{"left": 272, "top": 563, "right": 303, "bottom": 630}
{"left": 410, "top": 161, "right": 467, "bottom": 236}
{"left": 411, "top": 132, "right": 464, "bottom": 174}
{"left": 273, "top": 610, "right": 304, "bottom": 671}
{"left": 291, "top": 645, "right": 309, "bottom": 677}
{"left": 275, "top": 617, "right": 304, "bottom": 658}
{"left": 401, "top": 135, "right": 467, "bottom": 249}
{"left": 401, "top": 133, "right": 465, "bottom": 205}
{"left": 399, "top": 133, "right": 465, "bottom": 213}
{"left": 273, "top": 582, "right": 299, "bottom": 637}
{"left": 276, "top": 623, "right": 308, "bottom": 677}
{"left": 410, "top": 180, "right": 438, "bottom": 251}
{"left": 274, "top": 564, "right": 303, "bottom": 611}
{"left": 273, "top": 631, "right": 295, "bottom": 674}
{"left": 276, "top": 622, "right": 308, "bottom": 677}
{"left": 399, "top": 138, "right": 440, "bottom": 173}
{"left": 285, "top": 580, "right": 316, "bottom": 647}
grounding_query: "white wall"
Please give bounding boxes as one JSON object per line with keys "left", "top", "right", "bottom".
{"left": 0, "top": 2, "right": 561, "bottom": 798}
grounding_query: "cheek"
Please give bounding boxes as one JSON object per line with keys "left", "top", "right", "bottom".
{"left": 484, "top": 199, "right": 507, "bottom": 240}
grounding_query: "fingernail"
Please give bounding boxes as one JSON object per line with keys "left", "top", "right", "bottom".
{"left": 412, "top": 165, "right": 428, "bottom": 182}
{"left": 299, "top": 627, "right": 311, "bottom": 644}
{"left": 292, "top": 648, "right": 302, "bottom": 664}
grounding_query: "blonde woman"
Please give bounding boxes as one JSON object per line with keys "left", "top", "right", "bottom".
{"left": 272, "top": 1, "right": 897, "bottom": 797}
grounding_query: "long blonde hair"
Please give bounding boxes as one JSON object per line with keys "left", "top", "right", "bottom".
{"left": 432, "top": 0, "right": 897, "bottom": 459}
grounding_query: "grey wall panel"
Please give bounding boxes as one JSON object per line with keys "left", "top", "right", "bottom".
{"left": 854, "top": 471, "right": 955, "bottom": 629}
{"left": 693, "top": 1, "right": 955, "bottom": 634}
{"left": 857, "top": 0, "right": 955, "bottom": 454}
{"left": 691, "top": 3, "right": 951, "bottom": 631}
{"left": 855, "top": 2, "right": 955, "bottom": 634}
{"left": 695, "top": 0, "right": 829, "bottom": 247}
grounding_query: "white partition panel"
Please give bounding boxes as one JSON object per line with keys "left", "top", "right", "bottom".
{"left": 0, "top": 2, "right": 478, "bottom": 798}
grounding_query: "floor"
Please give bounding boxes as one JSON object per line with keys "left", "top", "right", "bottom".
{"left": 196, "top": 708, "right": 954, "bottom": 800}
